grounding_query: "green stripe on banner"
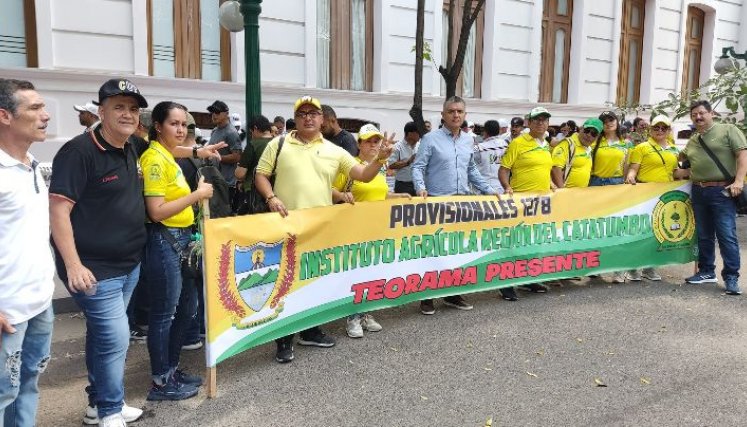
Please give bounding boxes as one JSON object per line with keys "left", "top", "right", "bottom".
{"left": 215, "top": 233, "right": 694, "bottom": 364}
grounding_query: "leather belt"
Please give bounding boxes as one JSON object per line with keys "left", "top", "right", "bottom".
{"left": 694, "top": 181, "right": 729, "bottom": 187}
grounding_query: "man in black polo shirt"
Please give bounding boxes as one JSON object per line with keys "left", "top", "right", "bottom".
{"left": 49, "top": 78, "right": 223, "bottom": 426}
{"left": 320, "top": 104, "right": 358, "bottom": 156}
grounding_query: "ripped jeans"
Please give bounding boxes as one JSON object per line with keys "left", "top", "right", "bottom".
{"left": 0, "top": 306, "right": 54, "bottom": 427}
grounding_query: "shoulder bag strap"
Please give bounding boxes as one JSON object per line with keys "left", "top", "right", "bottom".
{"left": 698, "top": 136, "right": 734, "bottom": 182}
{"left": 271, "top": 136, "right": 285, "bottom": 176}
{"left": 563, "top": 138, "right": 576, "bottom": 181}
{"left": 648, "top": 142, "right": 667, "bottom": 166}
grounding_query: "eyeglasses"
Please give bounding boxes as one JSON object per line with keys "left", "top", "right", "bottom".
{"left": 583, "top": 128, "right": 599, "bottom": 137}
{"left": 651, "top": 125, "right": 669, "bottom": 132}
{"left": 295, "top": 111, "right": 322, "bottom": 119}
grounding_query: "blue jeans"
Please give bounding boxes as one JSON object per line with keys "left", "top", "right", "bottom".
{"left": 589, "top": 176, "right": 624, "bottom": 186}
{"left": 692, "top": 185, "right": 741, "bottom": 279}
{"left": 145, "top": 226, "right": 197, "bottom": 383}
{"left": 71, "top": 265, "right": 139, "bottom": 419}
{"left": 0, "top": 306, "right": 53, "bottom": 427}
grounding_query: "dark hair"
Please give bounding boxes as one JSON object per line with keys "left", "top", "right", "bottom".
{"left": 285, "top": 118, "right": 296, "bottom": 131}
{"left": 566, "top": 120, "right": 578, "bottom": 135}
{"left": 148, "top": 101, "right": 188, "bottom": 141}
{"left": 461, "top": 120, "right": 469, "bottom": 129}
{"left": 321, "top": 104, "right": 337, "bottom": 119}
{"left": 273, "top": 115, "right": 285, "bottom": 124}
{"left": 592, "top": 117, "right": 623, "bottom": 164}
{"left": 249, "top": 115, "right": 272, "bottom": 133}
{"left": 689, "top": 100, "right": 712, "bottom": 113}
{"left": 0, "top": 79, "right": 35, "bottom": 116}
{"left": 632, "top": 117, "right": 647, "bottom": 128}
{"left": 483, "top": 120, "right": 501, "bottom": 137}
{"left": 404, "top": 121, "right": 419, "bottom": 134}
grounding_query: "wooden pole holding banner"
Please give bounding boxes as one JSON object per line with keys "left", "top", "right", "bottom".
{"left": 201, "top": 199, "right": 218, "bottom": 398}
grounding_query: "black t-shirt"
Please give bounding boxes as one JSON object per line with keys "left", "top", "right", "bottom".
{"left": 49, "top": 128, "right": 148, "bottom": 283}
{"left": 330, "top": 129, "right": 358, "bottom": 156}
{"left": 237, "top": 137, "right": 273, "bottom": 192}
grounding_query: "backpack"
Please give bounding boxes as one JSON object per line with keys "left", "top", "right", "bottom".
{"left": 238, "top": 136, "right": 285, "bottom": 215}
{"left": 198, "top": 164, "right": 233, "bottom": 218}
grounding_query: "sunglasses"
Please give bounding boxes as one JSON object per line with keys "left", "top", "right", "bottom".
{"left": 651, "top": 125, "right": 670, "bottom": 132}
{"left": 583, "top": 128, "right": 599, "bottom": 137}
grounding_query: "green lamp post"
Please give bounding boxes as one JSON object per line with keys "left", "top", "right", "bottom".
{"left": 219, "top": 0, "right": 263, "bottom": 118}
{"left": 240, "top": 0, "right": 262, "bottom": 118}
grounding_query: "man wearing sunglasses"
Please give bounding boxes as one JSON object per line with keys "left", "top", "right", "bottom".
{"left": 551, "top": 118, "right": 602, "bottom": 189}
{"left": 681, "top": 100, "right": 747, "bottom": 295}
{"left": 255, "top": 96, "right": 394, "bottom": 363}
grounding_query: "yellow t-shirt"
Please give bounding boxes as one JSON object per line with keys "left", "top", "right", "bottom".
{"left": 257, "top": 131, "right": 357, "bottom": 210}
{"left": 500, "top": 133, "right": 553, "bottom": 192}
{"left": 333, "top": 157, "right": 389, "bottom": 202}
{"left": 591, "top": 137, "right": 630, "bottom": 178}
{"left": 140, "top": 140, "right": 194, "bottom": 228}
{"left": 552, "top": 134, "right": 592, "bottom": 188}
{"left": 628, "top": 138, "right": 679, "bottom": 183}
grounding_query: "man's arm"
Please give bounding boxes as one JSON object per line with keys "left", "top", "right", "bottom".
{"left": 551, "top": 166, "right": 565, "bottom": 188}
{"left": 411, "top": 140, "right": 430, "bottom": 196}
{"left": 254, "top": 172, "right": 288, "bottom": 217}
{"left": 498, "top": 166, "right": 512, "bottom": 195}
{"left": 726, "top": 149, "right": 747, "bottom": 196}
{"left": 49, "top": 197, "right": 97, "bottom": 293}
{"left": 0, "top": 313, "right": 17, "bottom": 345}
{"left": 466, "top": 157, "right": 495, "bottom": 194}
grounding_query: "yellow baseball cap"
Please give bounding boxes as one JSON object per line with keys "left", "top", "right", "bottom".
{"left": 358, "top": 124, "right": 383, "bottom": 140}
{"left": 294, "top": 95, "right": 322, "bottom": 112}
{"left": 651, "top": 114, "right": 672, "bottom": 127}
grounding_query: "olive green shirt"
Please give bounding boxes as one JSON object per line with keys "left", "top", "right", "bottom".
{"left": 682, "top": 123, "right": 747, "bottom": 182}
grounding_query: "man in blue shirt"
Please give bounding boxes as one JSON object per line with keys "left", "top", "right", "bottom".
{"left": 411, "top": 95, "right": 497, "bottom": 315}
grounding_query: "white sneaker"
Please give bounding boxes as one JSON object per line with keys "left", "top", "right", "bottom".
{"left": 346, "top": 316, "right": 364, "bottom": 338}
{"left": 627, "top": 270, "right": 642, "bottom": 281}
{"left": 612, "top": 272, "right": 626, "bottom": 283}
{"left": 84, "top": 403, "right": 143, "bottom": 425}
{"left": 361, "top": 314, "right": 382, "bottom": 332}
{"left": 182, "top": 340, "right": 204, "bottom": 351}
{"left": 98, "top": 413, "right": 126, "bottom": 427}
{"left": 642, "top": 268, "right": 662, "bottom": 281}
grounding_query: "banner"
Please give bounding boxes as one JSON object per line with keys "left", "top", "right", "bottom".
{"left": 202, "top": 182, "right": 695, "bottom": 367}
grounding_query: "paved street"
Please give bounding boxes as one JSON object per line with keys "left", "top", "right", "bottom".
{"left": 37, "top": 218, "right": 747, "bottom": 427}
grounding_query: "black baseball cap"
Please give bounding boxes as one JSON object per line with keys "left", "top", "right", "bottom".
{"left": 510, "top": 117, "right": 524, "bottom": 127}
{"left": 95, "top": 78, "right": 148, "bottom": 108}
{"left": 207, "top": 100, "right": 229, "bottom": 113}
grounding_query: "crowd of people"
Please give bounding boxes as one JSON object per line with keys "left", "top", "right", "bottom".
{"left": 1, "top": 76, "right": 746, "bottom": 427}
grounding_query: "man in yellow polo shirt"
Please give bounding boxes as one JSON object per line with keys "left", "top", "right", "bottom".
{"left": 551, "top": 118, "right": 602, "bottom": 188}
{"left": 254, "top": 96, "right": 393, "bottom": 363}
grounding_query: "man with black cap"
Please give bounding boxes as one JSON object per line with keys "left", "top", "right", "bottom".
{"left": 207, "top": 100, "right": 242, "bottom": 210}
{"left": 49, "top": 78, "right": 223, "bottom": 427}
{"left": 509, "top": 116, "right": 525, "bottom": 141}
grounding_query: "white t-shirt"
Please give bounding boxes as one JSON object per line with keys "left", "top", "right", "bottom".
{"left": 0, "top": 147, "right": 55, "bottom": 324}
{"left": 473, "top": 136, "right": 508, "bottom": 194}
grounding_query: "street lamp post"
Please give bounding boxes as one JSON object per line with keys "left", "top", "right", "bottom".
{"left": 240, "top": 0, "right": 263, "bottom": 118}
{"left": 714, "top": 46, "right": 746, "bottom": 74}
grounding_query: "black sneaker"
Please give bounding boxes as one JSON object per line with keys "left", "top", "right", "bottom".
{"left": 500, "top": 287, "right": 518, "bottom": 301}
{"left": 129, "top": 327, "right": 147, "bottom": 342}
{"left": 297, "top": 330, "right": 336, "bottom": 348}
{"left": 443, "top": 295, "right": 473, "bottom": 310}
{"left": 275, "top": 339, "right": 294, "bottom": 363}
{"left": 519, "top": 283, "right": 548, "bottom": 293}
{"left": 173, "top": 369, "right": 203, "bottom": 387}
{"left": 420, "top": 299, "right": 436, "bottom": 315}
{"left": 146, "top": 377, "right": 198, "bottom": 401}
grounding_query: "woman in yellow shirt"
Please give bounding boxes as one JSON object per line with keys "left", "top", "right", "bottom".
{"left": 590, "top": 111, "right": 631, "bottom": 283}
{"left": 624, "top": 114, "right": 689, "bottom": 281}
{"left": 332, "top": 124, "right": 410, "bottom": 338}
{"left": 141, "top": 102, "right": 213, "bottom": 401}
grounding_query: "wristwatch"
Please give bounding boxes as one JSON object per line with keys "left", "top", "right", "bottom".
{"left": 192, "top": 146, "right": 199, "bottom": 159}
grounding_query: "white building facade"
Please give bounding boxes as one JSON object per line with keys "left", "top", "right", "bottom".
{"left": 1, "top": 0, "right": 745, "bottom": 163}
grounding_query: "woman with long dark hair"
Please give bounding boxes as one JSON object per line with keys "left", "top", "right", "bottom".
{"left": 140, "top": 101, "right": 213, "bottom": 400}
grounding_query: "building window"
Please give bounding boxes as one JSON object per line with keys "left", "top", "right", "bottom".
{"left": 441, "top": 1, "right": 485, "bottom": 98}
{"left": 0, "top": 0, "right": 37, "bottom": 68}
{"left": 617, "top": 0, "right": 646, "bottom": 105}
{"left": 539, "top": 0, "right": 573, "bottom": 103}
{"left": 147, "top": 0, "right": 232, "bottom": 81}
{"left": 682, "top": 6, "right": 704, "bottom": 95}
{"left": 316, "top": 0, "right": 374, "bottom": 91}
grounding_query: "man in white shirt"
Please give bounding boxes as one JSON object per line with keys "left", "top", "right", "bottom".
{"left": 0, "top": 78, "right": 55, "bottom": 427}
{"left": 474, "top": 119, "right": 507, "bottom": 194}
{"left": 387, "top": 121, "right": 420, "bottom": 195}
